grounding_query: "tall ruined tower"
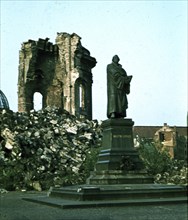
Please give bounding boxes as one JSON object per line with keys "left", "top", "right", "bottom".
{"left": 18, "top": 33, "right": 96, "bottom": 119}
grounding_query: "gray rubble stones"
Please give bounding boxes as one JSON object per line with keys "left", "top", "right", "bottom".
{"left": 0, "top": 107, "right": 102, "bottom": 190}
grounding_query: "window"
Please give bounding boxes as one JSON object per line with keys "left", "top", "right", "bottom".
{"left": 159, "top": 132, "right": 165, "bottom": 142}
{"left": 33, "top": 92, "right": 43, "bottom": 110}
{"left": 79, "top": 84, "right": 85, "bottom": 110}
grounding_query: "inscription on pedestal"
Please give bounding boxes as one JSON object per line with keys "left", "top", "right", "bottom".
{"left": 113, "top": 134, "right": 131, "bottom": 138}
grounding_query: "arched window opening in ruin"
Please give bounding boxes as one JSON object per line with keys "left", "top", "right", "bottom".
{"left": 33, "top": 92, "right": 43, "bottom": 111}
{"left": 79, "top": 84, "right": 85, "bottom": 110}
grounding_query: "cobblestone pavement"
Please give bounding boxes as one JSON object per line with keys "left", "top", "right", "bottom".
{"left": 0, "top": 191, "right": 187, "bottom": 220}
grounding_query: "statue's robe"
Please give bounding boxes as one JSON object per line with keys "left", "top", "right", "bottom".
{"left": 107, "top": 62, "right": 130, "bottom": 118}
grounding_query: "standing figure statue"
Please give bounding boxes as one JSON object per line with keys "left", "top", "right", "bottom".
{"left": 107, "top": 55, "right": 132, "bottom": 118}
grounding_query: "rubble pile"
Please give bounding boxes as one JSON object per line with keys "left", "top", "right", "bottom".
{"left": 0, "top": 107, "right": 102, "bottom": 191}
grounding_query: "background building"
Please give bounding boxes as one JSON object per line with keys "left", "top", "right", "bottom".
{"left": 134, "top": 123, "right": 187, "bottom": 162}
{"left": 0, "top": 90, "right": 9, "bottom": 109}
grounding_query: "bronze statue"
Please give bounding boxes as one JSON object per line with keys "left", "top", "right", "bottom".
{"left": 107, "top": 55, "right": 132, "bottom": 118}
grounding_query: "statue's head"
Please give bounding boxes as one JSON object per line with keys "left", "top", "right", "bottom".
{"left": 112, "top": 55, "right": 120, "bottom": 63}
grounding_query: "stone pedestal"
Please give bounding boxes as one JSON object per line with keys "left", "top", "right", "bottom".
{"left": 87, "top": 118, "right": 153, "bottom": 184}
{"left": 28, "top": 118, "right": 187, "bottom": 207}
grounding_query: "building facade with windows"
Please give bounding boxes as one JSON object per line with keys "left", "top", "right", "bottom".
{"left": 134, "top": 123, "right": 187, "bottom": 161}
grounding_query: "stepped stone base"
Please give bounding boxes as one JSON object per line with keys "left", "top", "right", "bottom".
{"left": 23, "top": 184, "right": 187, "bottom": 208}
{"left": 87, "top": 170, "right": 153, "bottom": 185}
{"left": 49, "top": 184, "right": 187, "bottom": 201}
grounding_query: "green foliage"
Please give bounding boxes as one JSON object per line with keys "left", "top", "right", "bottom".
{"left": 80, "top": 147, "right": 100, "bottom": 180}
{"left": 138, "top": 138, "right": 187, "bottom": 185}
{"left": 155, "top": 163, "right": 187, "bottom": 185}
{"left": 174, "top": 135, "right": 187, "bottom": 160}
{"left": 138, "top": 139, "right": 173, "bottom": 175}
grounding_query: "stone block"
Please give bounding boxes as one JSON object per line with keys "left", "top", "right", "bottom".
{"left": 95, "top": 118, "right": 144, "bottom": 172}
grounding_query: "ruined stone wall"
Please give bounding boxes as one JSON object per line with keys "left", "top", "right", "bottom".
{"left": 18, "top": 33, "right": 96, "bottom": 120}
{"left": 55, "top": 33, "right": 80, "bottom": 116}
{"left": 18, "top": 38, "right": 58, "bottom": 112}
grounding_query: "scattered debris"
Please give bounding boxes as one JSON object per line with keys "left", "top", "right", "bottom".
{"left": 0, "top": 107, "right": 102, "bottom": 191}
{"left": 0, "top": 188, "right": 8, "bottom": 194}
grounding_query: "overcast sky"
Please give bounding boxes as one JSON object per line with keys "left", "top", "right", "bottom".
{"left": 0, "top": 0, "right": 187, "bottom": 126}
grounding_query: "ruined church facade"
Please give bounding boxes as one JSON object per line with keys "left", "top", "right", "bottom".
{"left": 18, "top": 33, "right": 96, "bottom": 120}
